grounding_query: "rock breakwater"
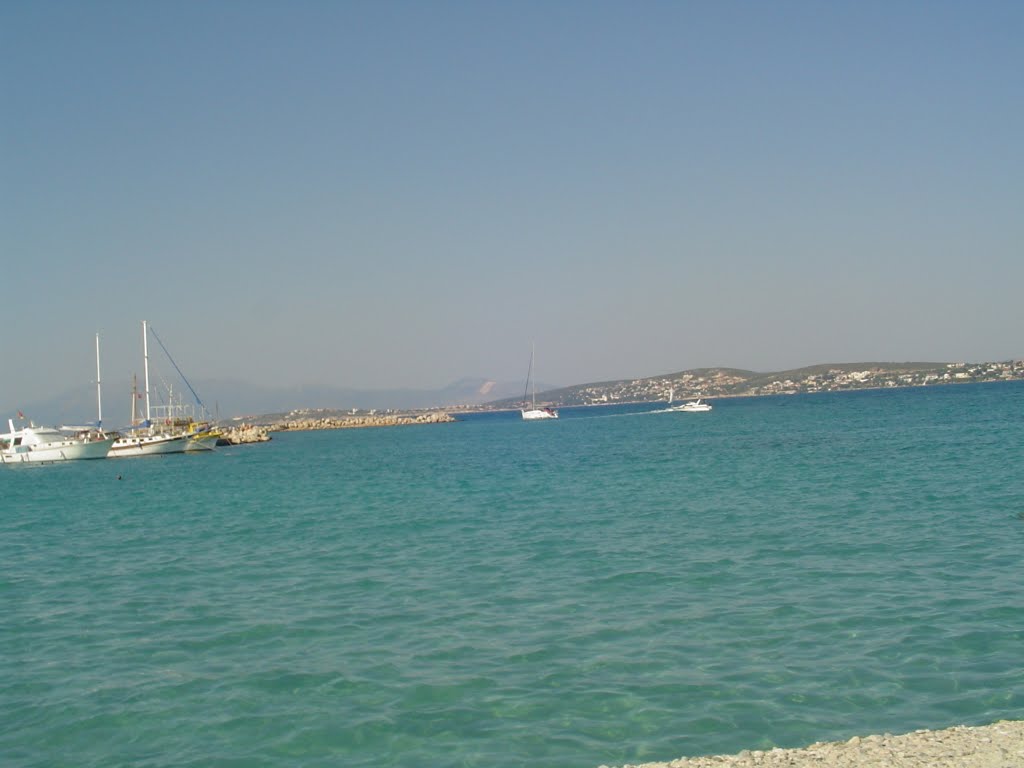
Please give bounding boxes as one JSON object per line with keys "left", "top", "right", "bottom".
{"left": 217, "top": 411, "right": 454, "bottom": 445}
{"left": 218, "top": 425, "right": 272, "bottom": 445}
{"left": 277, "top": 411, "right": 455, "bottom": 431}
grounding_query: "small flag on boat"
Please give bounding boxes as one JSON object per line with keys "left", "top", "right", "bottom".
{"left": 17, "top": 410, "right": 24, "bottom": 419}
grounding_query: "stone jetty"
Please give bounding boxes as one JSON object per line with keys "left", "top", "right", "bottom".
{"left": 217, "top": 410, "right": 455, "bottom": 445}
{"left": 276, "top": 411, "right": 455, "bottom": 432}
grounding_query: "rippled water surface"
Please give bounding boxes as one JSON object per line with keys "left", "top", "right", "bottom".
{"left": 4, "top": 383, "right": 1024, "bottom": 767}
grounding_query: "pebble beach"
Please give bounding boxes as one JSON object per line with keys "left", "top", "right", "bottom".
{"left": 608, "top": 721, "right": 1024, "bottom": 768}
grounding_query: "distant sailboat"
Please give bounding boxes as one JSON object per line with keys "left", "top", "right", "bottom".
{"left": 521, "top": 344, "right": 558, "bottom": 420}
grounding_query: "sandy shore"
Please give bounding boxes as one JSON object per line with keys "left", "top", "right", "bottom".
{"left": 604, "top": 721, "right": 1024, "bottom": 768}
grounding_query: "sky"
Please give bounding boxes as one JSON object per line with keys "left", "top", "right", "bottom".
{"left": 3, "top": 0, "right": 1022, "bottom": 414}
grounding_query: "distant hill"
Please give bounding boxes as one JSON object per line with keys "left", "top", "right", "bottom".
{"left": 485, "top": 361, "right": 1022, "bottom": 408}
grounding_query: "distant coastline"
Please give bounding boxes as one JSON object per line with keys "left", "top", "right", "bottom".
{"left": 222, "top": 361, "right": 1024, "bottom": 434}
{"left": 485, "top": 360, "right": 1024, "bottom": 410}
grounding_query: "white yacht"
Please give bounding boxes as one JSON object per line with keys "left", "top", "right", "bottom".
{"left": 2, "top": 335, "right": 116, "bottom": 464}
{"left": 662, "top": 389, "right": 713, "bottom": 412}
{"left": 1, "top": 419, "right": 115, "bottom": 464}
{"left": 668, "top": 398, "right": 713, "bottom": 413}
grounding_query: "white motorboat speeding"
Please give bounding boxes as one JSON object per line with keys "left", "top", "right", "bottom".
{"left": 660, "top": 389, "right": 713, "bottom": 413}
{"left": 668, "top": 398, "right": 712, "bottom": 412}
{"left": 1, "top": 419, "right": 115, "bottom": 464}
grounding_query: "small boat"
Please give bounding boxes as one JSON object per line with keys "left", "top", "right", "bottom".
{"left": 1, "top": 418, "right": 115, "bottom": 464}
{"left": 521, "top": 344, "right": 558, "bottom": 420}
{"left": 184, "top": 423, "right": 221, "bottom": 452}
{"left": 661, "top": 388, "right": 712, "bottom": 412}
{"left": 667, "top": 398, "right": 713, "bottom": 413}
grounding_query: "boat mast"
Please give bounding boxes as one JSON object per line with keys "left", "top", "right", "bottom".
{"left": 142, "top": 320, "right": 152, "bottom": 423}
{"left": 523, "top": 343, "right": 536, "bottom": 409}
{"left": 532, "top": 343, "right": 537, "bottom": 408}
{"left": 130, "top": 374, "right": 137, "bottom": 426}
{"left": 95, "top": 332, "right": 102, "bottom": 429}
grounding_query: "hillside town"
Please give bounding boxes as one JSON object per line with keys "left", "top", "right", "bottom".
{"left": 523, "top": 360, "right": 1024, "bottom": 408}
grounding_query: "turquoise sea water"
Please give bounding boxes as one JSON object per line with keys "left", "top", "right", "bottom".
{"left": 3, "top": 382, "right": 1023, "bottom": 767}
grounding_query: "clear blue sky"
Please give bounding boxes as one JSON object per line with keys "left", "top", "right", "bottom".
{"left": 3, "top": 1, "right": 1022, "bottom": 410}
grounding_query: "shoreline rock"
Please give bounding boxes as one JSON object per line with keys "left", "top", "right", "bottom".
{"left": 217, "top": 424, "right": 272, "bottom": 445}
{"left": 605, "top": 720, "right": 1024, "bottom": 768}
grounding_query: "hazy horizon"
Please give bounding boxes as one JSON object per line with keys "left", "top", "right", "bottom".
{"left": 4, "top": 2, "right": 1022, "bottom": 414}
{"left": 7, "top": 355, "right": 1019, "bottom": 428}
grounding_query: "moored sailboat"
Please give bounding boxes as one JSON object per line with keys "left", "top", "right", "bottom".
{"left": 148, "top": 326, "right": 221, "bottom": 450}
{"left": 107, "top": 321, "right": 191, "bottom": 457}
{"left": 521, "top": 344, "right": 558, "bottom": 420}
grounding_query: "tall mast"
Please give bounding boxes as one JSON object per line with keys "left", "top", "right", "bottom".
{"left": 532, "top": 343, "right": 537, "bottom": 408}
{"left": 95, "top": 332, "right": 102, "bottom": 429}
{"left": 523, "top": 343, "right": 535, "bottom": 408}
{"left": 142, "top": 320, "right": 151, "bottom": 423}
